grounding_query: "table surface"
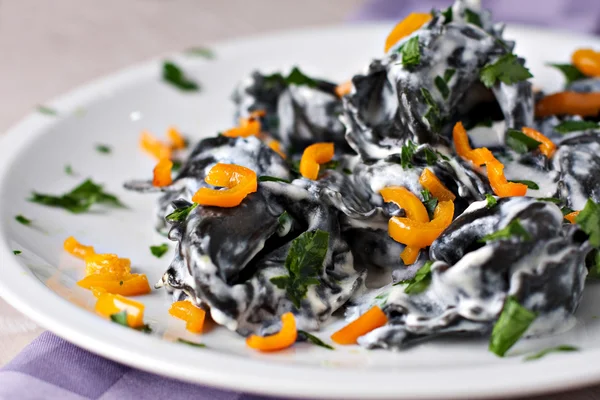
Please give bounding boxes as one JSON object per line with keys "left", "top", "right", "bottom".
{"left": 2, "top": 1, "right": 600, "bottom": 399}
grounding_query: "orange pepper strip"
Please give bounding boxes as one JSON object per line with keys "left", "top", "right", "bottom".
{"left": 246, "top": 312, "right": 297, "bottom": 352}
{"left": 299, "top": 142, "right": 335, "bottom": 180}
{"left": 467, "top": 148, "right": 496, "bottom": 166}
{"left": 249, "top": 110, "right": 266, "bottom": 118}
{"left": 84, "top": 253, "right": 131, "bottom": 277}
{"left": 521, "top": 127, "right": 556, "bottom": 158}
{"left": 223, "top": 117, "right": 261, "bottom": 138}
{"left": 167, "top": 127, "right": 187, "bottom": 150}
{"left": 169, "top": 301, "right": 206, "bottom": 334}
{"left": 388, "top": 200, "right": 455, "bottom": 248}
{"left": 267, "top": 139, "right": 286, "bottom": 159}
{"left": 140, "top": 131, "right": 172, "bottom": 160}
{"left": 380, "top": 187, "right": 429, "bottom": 223}
{"left": 565, "top": 211, "right": 580, "bottom": 224}
{"left": 486, "top": 159, "right": 528, "bottom": 197}
{"left": 64, "top": 236, "right": 95, "bottom": 260}
{"left": 192, "top": 163, "right": 257, "bottom": 208}
{"left": 152, "top": 158, "right": 174, "bottom": 187}
{"left": 95, "top": 292, "right": 145, "bottom": 328}
{"left": 331, "top": 306, "right": 388, "bottom": 345}
{"left": 78, "top": 273, "right": 151, "bottom": 296}
{"left": 453, "top": 122, "right": 474, "bottom": 160}
{"left": 419, "top": 169, "right": 456, "bottom": 201}
{"left": 400, "top": 246, "right": 421, "bottom": 265}
{"left": 535, "top": 92, "right": 600, "bottom": 117}
{"left": 384, "top": 13, "right": 432, "bottom": 53}
{"left": 335, "top": 81, "right": 352, "bottom": 97}
{"left": 572, "top": 49, "right": 600, "bottom": 77}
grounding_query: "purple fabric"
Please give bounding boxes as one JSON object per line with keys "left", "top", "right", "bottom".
{"left": 3, "top": 2, "right": 600, "bottom": 399}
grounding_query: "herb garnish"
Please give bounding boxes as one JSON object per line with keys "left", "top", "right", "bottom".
{"left": 177, "top": 338, "right": 207, "bottom": 348}
{"left": 547, "top": 63, "right": 585, "bottom": 85}
{"left": 36, "top": 105, "right": 57, "bottom": 115}
{"left": 464, "top": 8, "right": 483, "bottom": 27}
{"left": 15, "top": 215, "right": 32, "bottom": 225}
{"left": 506, "top": 129, "right": 541, "bottom": 154}
{"left": 110, "top": 311, "right": 152, "bottom": 333}
{"left": 441, "top": 6, "right": 453, "bottom": 23}
{"left": 421, "top": 88, "right": 442, "bottom": 132}
{"left": 13, "top": 250, "right": 21, "bottom": 255}
{"left": 29, "top": 179, "right": 125, "bottom": 213}
{"left": 443, "top": 68, "right": 456, "bottom": 82}
{"left": 258, "top": 176, "right": 291, "bottom": 183}
{"left": 489, "top": 296, "right": 537, "bottom": 357}
{"left": 480, "top": 53, "right": 533, "bottom": 88}
{"left": 95, "top": 144, "right": 111, "bottom": 154}
{"left": 150, "top": 243, "right": 169, "bottom": 258}
{"left": 270, "top": 230, "right": 329, "bottom": 308}
{"left": 480, "top": 219, "right": 531, "bottom": 243}
{"left": 171, "top": 160, "right": 183, "bottom": 172}
{"left": 277, "top": 211, "right": 294, "bottom": 237}
{"left": 394, "top": 260, "right": 433, "bottom": 294}
{"left": 423, "top": 147, "right": 438, "bottom": 165}
{"left": 400, "top": 140, "right": 417, "bottom": 169}
{"left": 65, "top": 165, "right": 74, "bottom": 175}
{"left": 508, "top": 180, "right": 539, "bottom": 190}
{"left": 434, "top": 76, "right": 450, "bottom": 99}
{"left": 485, "top": 194, "right": 497, "bottom": 208}
{"left": 538, "top": 197, "right": 561, "bottom": 204}
{"left": 184, "top": 47, "right": 215, "bottom": 59}
{"left": 524, "top": 345, "right": 578, "bottom": 361}
{"left": 343, "top": 168, "right": 353, "bottom": 175}
{"left": 165, "top": 203, "right": 198, "bottom": 223}
{"left": 162, "top": 61, "right": 200, "bottom": 92}
{"left": 575, "top": 199, "right": 600, "bottom": 247}
{"left": 554, "top": 120, "right": 600, "bottom": 134}
{"left": 285, "top": 67, "right": 319, "bottom": 88}
{"left": 298, "top": 330, "right": 334, "bottom": 350}
{"left": 402, "top": 36, "right": 421, "bottom": 67}
{"left": 421, "top": 189, "right": 438, "bottom": 220}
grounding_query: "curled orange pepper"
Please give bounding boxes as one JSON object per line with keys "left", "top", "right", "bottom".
{"left": 384, "top": 13, "right": 432, "bottom": 53}
{"left": 535, "top": 92, "right": 600, "bottom": 117}
{"left": 84, "top": 253, "right": 131, "bottom": 277}
{"left": 249, "top": 109, "right": 266, "bottom": 118}
{"left": 64, "top": 236, "right": 95, "bottom": 260}
{"left": 453, "top": 122, "right": 473, "bottom": 160}
{"left": 486, "top": 159, "right": 528, "bottom": 197}
{"left": 521, "top": 127, "right": 556, "bottom": 158}
{"left": 152, "top": 158, "right": 173, "bottom": 187}
{"left": 565, "top": 211, "right": 580, "bottom": 224}
{"left": 140, "top": 131, "right": 172, "bottom": 160}
{"left": 572, "top": 49, "right": 600, "bottom": 77}
{"left": 167, "top": 127, "right": 186, "bottom": 150}
{"left": 419, "top": 169, "right": 456, "bottom": 201}
{"left": 467, "top": 148, "right": 496, "bottom": 166}
{"left": 169, "top": 301, "right": 206, "bottom": 333}
{"left": 192, "top": 163, "right": 257, "bottom": 207}
{"left": 223, "top": 116, "right": 261, "bottom": 138}
{"left": 95, "top": 292, "right": 145, "bottom": 328}
{"left": 400, "top": 246, "right": 421, "bottom": 265}
{"left": 299, "top": 142, "right": 334, "bottom": 180}
{"left": 246, "top": 312, "right": 297, "bottom": 352}
{"left": 335, "top": 81, "right": 352, "bottom": 97}
{"left": 388, "top": 200, "right": 454, "bottom": 248}
{"left": 267, "top": 139, "right": 286, "bottom": 159}
{"left": 78, "top": 273, "right": 151, "bottom": 296}
{"left": 331, "top": 306, "right": 388, "bottom": 345}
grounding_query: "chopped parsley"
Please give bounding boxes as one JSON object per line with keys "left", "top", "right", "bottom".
{"left": 421, "top": 88, "right": 442, "bottom": 132}
{"left": 443, "top": 68, "right": 456, "bottom": 82}
{"left": 423, "top": 147, "right": 438, "bottom": 165}
{"left": 538, "top": 197, "right": 561, "bottom": 204}
{"left": 561, "top": 206, "right": 575, "bottom": 216}
{"left": 65, "top": 165, "right": 74, "bottom": 175}
{"left": 110, "top": 311, "right": 152, "bottom": 333}
{"left": 29, "top": 179, "right": 125, "bottom": 214}
{"left": 402, "top": 36, "right": 421, "bottom": 67}
{"left": 270, "top": 230, "right": 329, "bottom": 308}
{"left": 184, "top": 47, "right": 215, "bottom": 59}
{"left": 95, "top": 144, "right": 112, "bottom": 154}
{"left": 485, "top": 194, "right": 497, "bottom": 208}
{"left": 400, "top": 140, "right": 417, "bottom": 169}
{"left": 15, "top": 215, "right": 32, "bottom": 225}
{"left": 343, "top": 168, "right": 353, "bottom": 175}
{"left": 508, "top": 180, "right": 539, "bottom": 190}
{"left": 258, "top": 176, "right": 291, "bottom": 183}
{"left": 162, "top": 61, "right": 200, "bottom": 92}
{"left": 177, "top": 338, "right": 207, "bottom": 348}
{"left": 285, "top": 67, "right": 319, "bottom": 88}
{"left": 150, "top": 243, "right": 169, "bottom": 258}
{"left": 13, "top": 250, "right": 21, "bottom": 255}
{"left": 36, "top": 105, "right": 57, "bottom": 115}
{"left": 489, "top": 296, "right": 537, "bottom": 357}
{"left": 575, "top": 199, "right": 600, "bottom": 247}
{"left": 464, "top": 8, "right": 483, "bottom": 27}
{"left": 441, "top": 6, "right": 453, "bottom": 23}
{"left": 554, "top": 120, "right": 600, "bottom": 134}
{"left": 321, "top": 160, "right": 340, "bottom": 171}
{"left": 394, "top": 261, "right": 433, "bottom": 294}
{"left": 171, "top": 160, "right": 183, "bottom": 172}
{"left": 480, "top": 53, "right": 533, "bottom": 88}
{"left": 298, "top": 330, "right": 334, "bottom": 350}
{"left": 480, "top": 219, "right": 531, "bottom": 243}
{"left": 434, "top": 76, "right": 450, "bottom": 99}
{"left": 276, "top": 211, "right": 294, "bottom": 237}
{"left": 547, "top": 63, "right": 585, "bottom": 85}
{"left": 524, "top": 345, "right": 578, "bottom": 361}
{"left": 421, "top": 189, "right": 438, "bottom": 220}
{"left": 587, "top": 250, "right": 600, "bottom": 279}
{"left": 506, "top": 129, "right": 542, "bottom": 154}
{"left": 165, "top": 203, "right": 198, "bottom": 223}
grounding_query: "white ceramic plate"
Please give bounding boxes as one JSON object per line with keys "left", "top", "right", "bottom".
{"left": 1, "top": 23, "right": 600, "bottom": 400}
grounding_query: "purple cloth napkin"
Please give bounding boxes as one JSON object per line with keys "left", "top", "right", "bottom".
{"left": 2, "top": 1, "right": 600, "bottom": 400}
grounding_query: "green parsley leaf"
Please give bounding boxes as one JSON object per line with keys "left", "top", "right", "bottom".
{"left": 177, "top": 338, "right": 207, "bottom": 348}
{"left": 489, "top": 296, "right": 537, "bottom": 357}
{"left": 284, "top": 67, "right": 319, "bottom": 88}
{"left": 258, "top": 176, "right": 291, "bottom": 183}
{"left": 547, "top": 63, "right": 586, "bottom": 85}
{"left": 162, "top": 61, "right": 200, "bottom": 92}
{"left": 508, "top": 180, "right": 539, "bottom": 190}
{"left": 554, "top": 120, "right": 600, "bottom": 134}
{"left": 480, "top": 219, "right": 532, "bottom": 243}
{"left": 480, "top": 53, "right": 533, "bottom": 88}
{"left": 485, "top": 194, "right": 497, "bottom": 208}
{"left": 36, "top": 105, "right": 57, "bottom": 115}
{"left": 400, "top": 140, "right": 417, "bottom": 169}
{"left": 575, "top": 199, "right": 600, "bottom": 247}
{"left": 171, "top": 160, "right": 183, "bottom": 172}
{"left": 269, "top": 230, "right": 329, "bottom": 308}
{"left": 434, "top": 76, "right": 450, "bottom": 99}
{"left": 421, "top": 189, "right": 438, "bottom": 220}
{"left": 423, "top": 148, "right": 438, "bottom": 165}
{"left": 443, "top": 68, "right": 456, "bottom": 82}
{"left": 184, "top": 47, "right": 215, "bottom": 59}
{"left": 95, "top": 144, "right": 111, "bottom": 154}
{"left": 15, "top": 215, "right": 32, "bottom": 225}
{"left": 165, "top": 203, "right": 198, "bottom": 223}
{"left": 524, "top": 345, "right": 578, "bottom": 361}
{"left": 586, "top": 250, "right": 600, "bottom": 279}
{"left": 110, "top": 311, "right": 129, "bottom": 326}
{"left": 538, "top": 197, "right": 562, "bottom": 204}
{"left": 276, "top": 211, "right": 294, "bottom": 237}
{"left": 561, "top": 206, "right": 575, "bottom": 216}
{"left": 394, "top": 261, "right": 433, "bottom": 294}
{"left": 441, "top": 6, "right": 453, "bottom": 23}
{"left": 464, "top": 8, "right": 483, "bottom": 27}
{"left": 343, "top": 168, "right": 353, "bottom": 175}
{"left": 13, "top": 250, "right": 21, "bottom": 255}
{"left": 297, "top": 330, "right": 334, "bottom": 350}
{"left": 150, "top": 243, "right": 169, "bottom": 258}
{"left": 421, "top": 88, "right": 442, "bottom": 132}
{"left": 321, "top": 160, "right": 340, "bottom": 171}
{"left": 29, "top": 179, "right": 125, "bottom": 214}
{"left": 506, "top": 129, "right": 542, "bottom": 154}
{"left": 402, "top": 36, "right": 421, "bottom": 67}
{"left": 65, "top": 165, "right": 74, "bottom": 175}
